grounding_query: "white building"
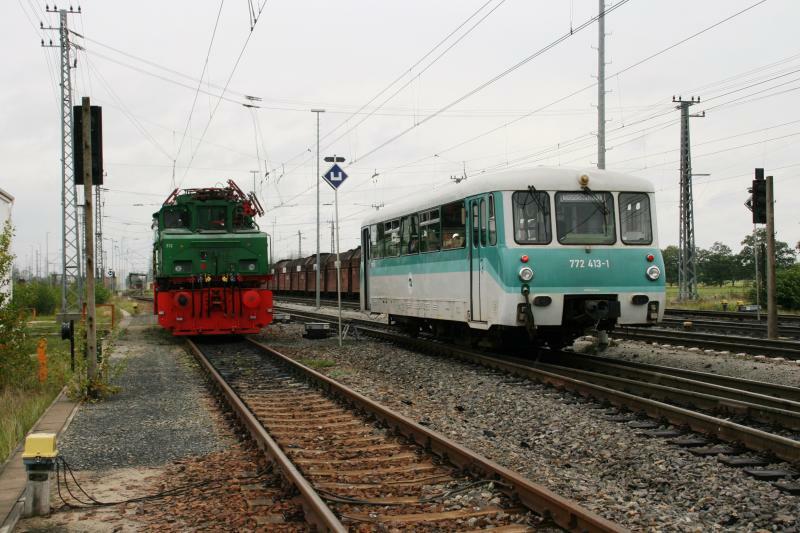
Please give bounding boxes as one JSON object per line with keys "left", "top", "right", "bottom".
{"left": 0, "top": 187, "right": 14, "bottom": 304}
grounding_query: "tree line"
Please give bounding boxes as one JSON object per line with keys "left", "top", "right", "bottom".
{"left": 662, "top": 229, "right": 800, "bottom": 309}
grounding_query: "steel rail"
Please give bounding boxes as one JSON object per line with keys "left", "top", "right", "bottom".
{"left": 665, "top": 308, "right": 800, "bottom": 324}
{"left": 544, "top": 352, "right": 800, "bottom": 414}
{"left": 245, "top": 337, "right": 626, "bottom": 533}
{"left": 659, "top": 317, "right": 800, "bottom": 339}
{"left": 564, "top": 352, "right": 800, "bottom": 402}
{"left": 186, "top": 339, "right": 347, "bottom": 533}
{"left": 532, "top": 360, "right": 800, "bottom": 431}
{"left": 615, "top": 327, "right": 800, "bottom": 359}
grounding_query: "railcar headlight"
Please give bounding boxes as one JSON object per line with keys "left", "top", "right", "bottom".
{"left": 519, "top": 266, "right": 534, "bottom": 282}
{"left": 646, "top": 265, "right": 661, "bottom": 281}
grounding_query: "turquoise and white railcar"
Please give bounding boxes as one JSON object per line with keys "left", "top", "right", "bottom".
{"left": 360, "top": 167, "right": 665, "bottom": 347}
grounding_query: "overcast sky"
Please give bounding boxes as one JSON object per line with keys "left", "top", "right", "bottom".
{"left": 3, "top": 0, "right": 799, "bottom": 277}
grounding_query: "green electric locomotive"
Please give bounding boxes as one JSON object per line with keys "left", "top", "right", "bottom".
{"left": 152, "top": 180, "right": 273, "bottom": 335}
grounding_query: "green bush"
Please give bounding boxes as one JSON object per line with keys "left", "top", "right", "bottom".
{"left": 776, "top": 265, "right": 800, "bottom": 310}
{"left": 95, "top": 284, "right": 111, "bottom": 305}
{"left": 12, "top": 280, "right": 59, "bottom": 315}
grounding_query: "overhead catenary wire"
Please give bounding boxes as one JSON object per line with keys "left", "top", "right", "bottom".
{"left": 178, "top": 0, "right": 270, "bottom": 189}
{"left": 174, "top": 0, "right": 226, "bottom": 172}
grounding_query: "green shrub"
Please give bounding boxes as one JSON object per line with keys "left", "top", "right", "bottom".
{"left": 12, "top": 281, "right": 59, "bottom": 315}
{"left": 776, "top": 265, "right": 800, "bottom": 310}
{"left": 95, "top": 283, "right": 111, "bottom": 304}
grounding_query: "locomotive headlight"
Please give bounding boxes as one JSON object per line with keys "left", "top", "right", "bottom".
{"left": 646, "top": 265, "right": 661, "bottom": 281}
{"left": 519, "top": 266, "right": 534, "bottom": 282}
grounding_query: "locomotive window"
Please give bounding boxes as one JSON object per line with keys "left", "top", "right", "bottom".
{"left": 370, "top": 224, "right": 383, "bottom": 259}
{"left": 480, "top": 198, "right": 487, "bottom": 247}
{"left": 419, "top": 208, "right": 441, "bottom": 253}
{"left": 198, "top": 206, "right": 228, "bottom": 231}
{"left": 512, "top": 191, "right": 551, "bottom": 244}
{"left": 441, "top": 200, "right": 466, "bottom": 250}
{"left": 401, "top": 214, "right": 419, "bottom": 255}
{"left": 619, "top": 192, "right": 653, "bottom": 245}
{"left": 555, "top": 191, "right": 615, "bottom": 245}
{"left": 384, "top": 219, "right": 400, "bottom": 257}
{"left": 488, "top": 194, "right": 497, "bottom": 246}
{"left": 163, "top": 207, "right": 190, "bottom": 229}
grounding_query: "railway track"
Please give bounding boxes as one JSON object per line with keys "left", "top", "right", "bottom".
{"left": 659, "top": 317, "right": 800, "bottom": 339}
{"left": 186, "top": 337, "right": 623, "bottom": 531}
{"left": 275, "top": 295, "right": 360, "bottom": 310}
{"left": 614, "top": 326, "right": 800, "bottom": 359}
{"left": 277, "top": 307, "right": 800, "bottom": 480}
{"left": 665, "top": 308, "right": 800, "bottom": 325}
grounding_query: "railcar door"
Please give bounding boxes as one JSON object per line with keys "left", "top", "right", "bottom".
{"left": 468, "top": 198, "right": 483, "bottom": 322}
{"left": 361, "top": 227, "right": 370, "bottom": 311}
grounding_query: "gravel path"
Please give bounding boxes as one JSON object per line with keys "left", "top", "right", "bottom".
{"left": 256, "top": 323, "right": 799, "bottom": 532}
{"left": 59, "top": 316, "right": 232, "bottom": 470}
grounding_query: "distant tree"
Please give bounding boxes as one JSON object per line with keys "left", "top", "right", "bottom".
{"left": 739, "top": 229, "right": 797, "bottom": 304}
{"left": 698, "top": 242, "right": 737, "bottom": 286}
{"left": 661, "top": 245, "right": 679, "bottom": 285}
{"left": 739, "top": 229, "right": 796, "bottom": 272}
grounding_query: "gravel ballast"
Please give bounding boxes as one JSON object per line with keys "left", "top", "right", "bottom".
{"left": 58, "top": 315, "right": 232, "bottom": 469}
{"left": 257, "top": 320, "right": 799, "bottom": 531}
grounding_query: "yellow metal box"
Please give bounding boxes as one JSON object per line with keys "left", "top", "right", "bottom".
{"left": 22, "top": 433, "right": 58, "bottom": 459}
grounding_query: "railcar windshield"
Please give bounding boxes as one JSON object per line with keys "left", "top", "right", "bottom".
{"left": 619, "top": 192, "right": 653, "bottom": 244}
{"left": 555, "top": 191, "right": 615, "bottom": 244}
{"left": 512, "top": 191, "right": 551, "bottom": 244}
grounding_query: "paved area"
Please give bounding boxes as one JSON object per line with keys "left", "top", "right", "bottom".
{"left": 13, "top": 311, "right": 236, "bottom": 531}
{"left": 56, "top": 314, "right": 230, "bottom": 470}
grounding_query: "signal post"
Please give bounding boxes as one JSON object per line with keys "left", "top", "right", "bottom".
{"left": 74, "top": 97, "right": 103, "bottom": 386}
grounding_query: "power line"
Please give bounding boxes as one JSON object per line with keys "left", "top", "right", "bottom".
{"left": 174, "top": 0, "right": 226, "bottom": 178}
{"left": 348, "top": 0, "right": 633, "bottom": 168}
{"left": 178, "top": 0, "right": 270, "bottom": 188}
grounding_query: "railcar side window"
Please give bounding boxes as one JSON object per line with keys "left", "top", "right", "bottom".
{"left": 384, "top": 219, "right": 400, "bottom": 257}
{"left": 512, "top": 191, "right": 551, "bottom": 244}
{"left": 488, "top": 194, "right": 497, "bottom": 246}
{"left": 163, "top": 207, "right": 190, "bottom": 229}
{"left": 370, "top": 224, "right": 382, "bottom": 259}
{"left": 619, "top": 192, "right": 653, "bottom": 245}
{"left": 419, "top": 208, "right": 441, "bottom": 252}
{"left": 401, "top": 214, "right": 420, "bottom": 255}
{"left": 555, "top": 191, "right": 615, "bottom": 244}
{"left": 471, "top": 203, "right": 479, "bottom": 247}
{"left": 480, "top": 199, "right": 487, "bottom": 246}
{"left": 197, "top": 206, "right": 227, "bottom": 231}
{"left": 441, "top": 201, "right": 466, "bottom": 249}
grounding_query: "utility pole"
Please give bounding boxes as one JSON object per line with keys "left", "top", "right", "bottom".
{"left": 298, "top": 230, "right": 302, "bottom": 257}
{"left": 765, "top": 175, "right": 777, "bottom": 339}
{"left": 311, "top": 109, "right": 325, "bottom": 308}
{"left": 597, "top": 0, "right": 606, "bottom": 170}
{"left": 673, "top": 96, "right": 704, "bottom": 301}
{"left": 81, "top": 97, "right": 97, "bottom": 384}
{"left": 43, "top": 6, "right": 83, "bottom": 318}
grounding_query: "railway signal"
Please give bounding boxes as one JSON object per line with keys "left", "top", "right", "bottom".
{"left": 322, "top": 161, "right": 348, "bottom": 346}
